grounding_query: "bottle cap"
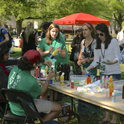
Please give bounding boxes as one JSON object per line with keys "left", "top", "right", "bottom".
{"left": 102, "top": 76, "right": 104, "bottom": 79}
{"left": 86, "top": 72, "right": 89, "bottom": 76}
{"left": 62, "top": 72, "right": 64, "bottom": 76}
{"left": 70, "top": 66, "right": 73, "bottom": 70}
{"left": 112, "top": 92, "right": 115, "bottom": 95}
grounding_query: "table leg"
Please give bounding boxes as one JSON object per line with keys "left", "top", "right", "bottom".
{"left": 70, "top": 97, "right": 80, "bottom": 123}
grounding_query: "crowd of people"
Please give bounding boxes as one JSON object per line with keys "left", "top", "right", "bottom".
{"left": 0, "top": 20, "right": 123, "bottom": 124}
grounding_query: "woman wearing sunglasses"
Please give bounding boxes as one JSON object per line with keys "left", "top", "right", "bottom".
{"left": 83, "top": 23, "right": 121, "bottom": 124}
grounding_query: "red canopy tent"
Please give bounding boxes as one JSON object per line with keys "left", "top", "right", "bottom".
{"left": 54, "top": 13, "right": 110, "bottom": 25}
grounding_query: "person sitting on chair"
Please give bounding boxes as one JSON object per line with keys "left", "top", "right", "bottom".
{"left": 7, "top": 49, "right": 62, "bottom": 122}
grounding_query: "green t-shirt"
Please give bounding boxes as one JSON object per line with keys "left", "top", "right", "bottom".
{"left": 8, "top": 66, "right": 42, "bottom": 116}
{"left": 38, "top": 32, "right": 68, "bottom": 70}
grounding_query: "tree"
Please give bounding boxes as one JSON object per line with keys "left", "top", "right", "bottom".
{"left": 0, "top": 0, "right": 37, "bottom": 36}
{"left": 96, "top": 0, "right": 124, "bottom": 31}
{"left": 1, "top": 0, "right": 124, "bottom": 36}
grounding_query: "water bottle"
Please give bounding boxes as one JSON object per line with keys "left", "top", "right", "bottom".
{"left": 69, "top": 66, "right": 73, "bottom": 81}
{"left": 50, "top": 50, "right": 57, "bottom": 59}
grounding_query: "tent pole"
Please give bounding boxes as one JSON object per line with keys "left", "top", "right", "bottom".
{"left": 72, "top": 25, "right": 73, "bottom": 39}
{"left": 74, "top": 25, "right": 76, "bottom": 37}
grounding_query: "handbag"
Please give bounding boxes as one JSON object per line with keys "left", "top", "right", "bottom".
{"left": 70, "top": 48, "right": 74, "bottom": 61}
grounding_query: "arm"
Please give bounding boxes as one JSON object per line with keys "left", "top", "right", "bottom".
{"left": 0, "top": 66, "right": 8, "bottom": 90}
{"left": 39, "top": 70, "right": 55, "bottom": 96}
{"left": 0, "top": 33, "right": 9, "bottom": 45}
{"left": 37, "top": 46, "right": 53, "bottom": 57}
{"left": 82, "top": 48, "right": 99, "bottom": 74}
{"left": 77, "top": 41, "right": 83, "bottom": 66}
{"left": 105, "top": 39, "right": 120, "bottom": 65}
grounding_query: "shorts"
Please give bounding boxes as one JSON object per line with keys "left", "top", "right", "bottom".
{"left": 34, "top": 99, "right": 52, "bottom": 114}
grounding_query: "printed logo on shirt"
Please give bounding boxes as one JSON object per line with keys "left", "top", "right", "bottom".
{"left": 9, "top": 71, "right": 21, "bottom": 89}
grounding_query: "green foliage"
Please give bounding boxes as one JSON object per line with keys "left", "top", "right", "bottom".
{"left": 1, "top": 0, "right": 124, "bottom": 32}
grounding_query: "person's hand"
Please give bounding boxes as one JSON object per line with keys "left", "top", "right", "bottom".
{"left": 47, "top": 70, "right": 55, "bottom": 80}
{"left": 57, "top": 47, "right": 62, "bottom": 54}
{"left": 49, "top": 46, "right": 54, "bottom": 53}
{"left": 44, "top": 60, "right": 52, "bottom": 67}
{"left": 82, "top": 70, "right": 87, "bottom": 75}
{"left": 77, "top": 59, "right": 87, "bottom": 66}
{"left": 82, "top": 58, "right": 88, "bottom": 64}
{"left": 77, "top": 60, "right": 82, "bottom": 66}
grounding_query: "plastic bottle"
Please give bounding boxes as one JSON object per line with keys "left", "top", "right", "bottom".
{"left": 60, "top": 72, "right": 64, "bottom": 86}
{"left": 87, "top": 75, "right": 91, "bottom": 84}
{"left": 106, "top": 88, "right": 110, "bottom": 98}
{"left": 108, "top": 76, "right": 114, "bottom": 97}
{"left": 101, "top": 76, "right": 105, "bottom": 88}
{"left": 71, "top": 80, "right": 74, "bottom": 89}
{"left": 96, "top": 69, "right": 100, "bottom": 81}
{"left": 35, "top": 67, "right": 39, "bottom": 78}
{"left": 56, "top": 72, "right": 60, "bottom": 81}
{"left": 81, "top": 64, "right": 83, "bottom": 71}
{"left": 50, "top": 50, "right": 57, "bottom": 59}
{"left": 104, "top": 76, "right": 109, "bottom": 88}
{"left": 45, "top": 66, "right": 48, "bottom": 78}
{"left": 69, "top": 66, "right": 73, "bottom": 81}
{"left": 112, "top": 92, "right": 115, "bottom": 103}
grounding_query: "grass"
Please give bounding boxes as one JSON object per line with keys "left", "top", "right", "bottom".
{"left": 9, "top": 45, "right": 124, "bottom": 124}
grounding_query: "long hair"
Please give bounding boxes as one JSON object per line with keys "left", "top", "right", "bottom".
{"left": 82, "top": 22, "right": 96, "bottom": 39}
{"left": 95, "top": 23, "right": 112, "bottom": 49}
{"left": 24, "top": 22, "right": 34, "bottom": 43}
{"left": 46, "top": 23, "right": 60, "bottom": 45}
{"left": 0, "top": 44, "right": 9, "bottom": 63}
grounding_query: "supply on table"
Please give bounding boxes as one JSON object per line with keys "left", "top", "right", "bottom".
{"left": 60, "top": 72, "right": 64, "bottom": 85}
{"left": 108, "top": 76, "right": 114, "bottom": 97}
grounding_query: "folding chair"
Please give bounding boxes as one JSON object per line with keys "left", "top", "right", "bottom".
{"left": 1, "top": 88, "right": 61, "bottom": 124}
{"left": 17, "top": 97, "right": 61, "bottom": 124}
{"left": 1, "top": 88, "right": 43, "bottom": 124}
{"left": 0, "top": 100, "right": 6, "bottom": 116}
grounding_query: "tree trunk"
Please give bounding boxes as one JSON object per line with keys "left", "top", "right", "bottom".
{"left": 16, "top": 20, "right": 23, "bottom": 38}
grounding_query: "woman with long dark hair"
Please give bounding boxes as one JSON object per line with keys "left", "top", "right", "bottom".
{"left": 83, "top": 23, "right": 121, "bottom": 124}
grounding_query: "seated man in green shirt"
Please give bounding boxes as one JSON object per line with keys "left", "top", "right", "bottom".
{"left": 8, "top": 49, "right": 62, "bottom": 122}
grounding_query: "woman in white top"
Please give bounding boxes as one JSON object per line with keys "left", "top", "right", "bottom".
{"left": 83, "top": 23, "right": 121, "bottom": 124}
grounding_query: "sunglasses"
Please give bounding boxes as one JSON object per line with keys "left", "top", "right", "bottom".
{"left": 97, "top": 33, "right": 104, "bottom": 36}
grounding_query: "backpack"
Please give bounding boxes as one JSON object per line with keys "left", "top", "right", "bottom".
{"left": 0, "top": 28, "right": 12, "bottom": 48}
